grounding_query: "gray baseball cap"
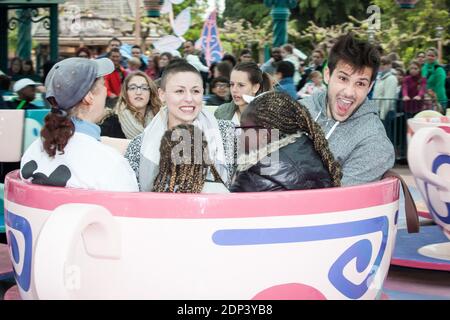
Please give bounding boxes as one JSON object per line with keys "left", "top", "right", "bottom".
{"left": 45, "top": 57, "right": 114, "bottom": 110}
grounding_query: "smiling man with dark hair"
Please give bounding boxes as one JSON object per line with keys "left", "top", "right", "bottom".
{"left": 301, "top": 33, "right": 395, "bottom": 186}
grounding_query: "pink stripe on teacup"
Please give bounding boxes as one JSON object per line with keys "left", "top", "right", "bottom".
{"left": 5, "top": 171, "right": 399, "bottom": 219}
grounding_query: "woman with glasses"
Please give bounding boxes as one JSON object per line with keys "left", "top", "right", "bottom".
{"left": 205, "top": 76, "right": 231, "bottom": 106}
{"left": 125, "top": 61, "right": 236, "bottom": 191}
{"left": 230, "top": 91, "right": 341, "bottom": 192}
{"left": 214, "top": 62, "right": 272, "bottom": 125}
{"left": 99, "top": 71, "right": 162, "bottom": 139}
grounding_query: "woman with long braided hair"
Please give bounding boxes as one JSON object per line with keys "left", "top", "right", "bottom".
{"left": 153, "top": 124, "right": 228, "bottom": 193}
{"left": 230, "top": 91, "right": 341, "bottom": 192}
{"left": 125, "top": 61, "right": 236, "bottom": 192}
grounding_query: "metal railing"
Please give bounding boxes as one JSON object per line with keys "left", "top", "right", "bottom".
{"left": 371, "top": 98, "right": 449, "bottom": 162}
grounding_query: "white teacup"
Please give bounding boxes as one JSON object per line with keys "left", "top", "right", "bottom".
{"left": 407, "top": 115, "right": 450, "bottom": 146}
{"left": 4, "top": 171, "right": 400, "bottom": 300}
{"left": 408, "top": 127, "right": 450, "bottom": 260}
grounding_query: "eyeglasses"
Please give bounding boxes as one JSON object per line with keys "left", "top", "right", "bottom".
{"left": 127, "top": 84, "right": 150, "bottom": 92}
{"left": 214, "top": 83, "right": 229, "bottom": 89}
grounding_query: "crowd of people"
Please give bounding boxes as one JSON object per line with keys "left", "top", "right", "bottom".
{"left": 1, "top": 32, "right": 449, "bottom": 195}
{"left": 372, "top": 48, "right": 448, "bottom": 123}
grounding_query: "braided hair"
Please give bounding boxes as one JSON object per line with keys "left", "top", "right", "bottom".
{"left": 244, "top": 91, "right": 342, "bottom": 187}
{"left": 152, "top": 124, "right": 223, "bottom": 193}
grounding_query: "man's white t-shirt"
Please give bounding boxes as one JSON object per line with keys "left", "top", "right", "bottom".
{"left": 20, "top": 132, "right": 139, "bottom": 192}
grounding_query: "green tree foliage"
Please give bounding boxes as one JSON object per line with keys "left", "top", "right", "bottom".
{"left": 292, "top": 0, "right": 371, "bottom": 30}
{"left": 221, "top": 0, "right": 373, "bottom": 58}
{"left": 290, "top": 19, "right": 367, "bottom": 55}
{"left": 372, "top": 0, "right": 449, "bottom": 63}
{"left": 288, "top": 0, "right": 372, "bottom": 56}
{"left": 130, "top": 0, "right": 449, "bottom": 65}
{"left": 223, "top": 0, "right": 270, "bottom": 26}
{"left": 222, "top": 0, "right": 449, "bottom": 64}
{"left": 223, "top": 0, "right": 372, "bottom": 33}
{"left": 218, "top": 19, "right": 272, "bottom": 57}
{"left": 8, "top": 28, "right": 18, "bottom": 55}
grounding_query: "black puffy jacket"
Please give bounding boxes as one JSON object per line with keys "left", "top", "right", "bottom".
{"left": 230, "top": 133, "right": 333, "bottom": 192}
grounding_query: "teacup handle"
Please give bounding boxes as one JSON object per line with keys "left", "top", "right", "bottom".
{"left": 408, "top": 127, "right": 450, "bottom": 199}
{"left": 34, "top": 204, "right": 121, "bottom": 299}
{"left": 382, "top": 170, "right": 419, "bottom": 233}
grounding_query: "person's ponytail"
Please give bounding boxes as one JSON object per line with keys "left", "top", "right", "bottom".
{"left": 234, "top": 62, "right": 273, "bottom": 96}
{"left": 258, "top": 71, "right": 273, "bottom": 95}
{"left": 41, "top": 108, "right": 74, "bottom": 157}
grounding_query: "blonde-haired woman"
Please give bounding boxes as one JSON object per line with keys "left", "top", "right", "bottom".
{"left": 100, "top": 71, "right": 162, "bottom": 139}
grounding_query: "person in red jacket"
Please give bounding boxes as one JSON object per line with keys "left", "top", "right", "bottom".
{"left": 402, "top": 60, "right": 427, "bottom": 117}
{"left": 105, "top": 48, "right": 127, "bottom": 108}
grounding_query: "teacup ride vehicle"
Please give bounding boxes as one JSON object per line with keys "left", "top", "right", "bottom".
{"left": 1, "top": 109, "right": 25, "bottom": 282}
{"left": 406, "top": 110, "right": 450, "bottom": 220}
{"left": 1, "top": 182, "right": 14, "bottom": 283}
{"left": 2, "top": 107, "right": 419, "bottom": 299}
{"left": 388, "top": 111, "right": 450, "bottom": 271}
{"left": 406, "top": 126, "right": 450, "bottom": 269}
{"left": 3, "top": 162, "right": 419, "bottom": 299}
{"left": 1, "top": 109, "right": 49, "bottom": 282}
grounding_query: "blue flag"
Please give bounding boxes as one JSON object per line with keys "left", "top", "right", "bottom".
{"left": 200, "top": 10, "right": 223, "bottom": 67}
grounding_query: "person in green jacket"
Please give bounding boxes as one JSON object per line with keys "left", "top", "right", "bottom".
{"left": 214, "top": 62, "right": 272, "bottom": 125}
{"left": 422, "top": 48, "right": 448, "bottom": 109}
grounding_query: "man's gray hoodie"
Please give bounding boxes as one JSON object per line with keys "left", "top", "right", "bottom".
{"left": 301, "top": 91, "right": 395, "bottom": 186}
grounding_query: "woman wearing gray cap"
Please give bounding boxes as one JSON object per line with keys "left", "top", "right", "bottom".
{"left": 20, "top": 58, "right": 139, "bottom": 192}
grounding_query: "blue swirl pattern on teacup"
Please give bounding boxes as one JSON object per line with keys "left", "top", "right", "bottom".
{"left": 425, "top": 154, "right": 450, "bottom": 225}
{"left": 212, "top": 216, "right": 389, "bottom": 299}
{"left": 6, "top": 210, "right": 33, "bottom": 292}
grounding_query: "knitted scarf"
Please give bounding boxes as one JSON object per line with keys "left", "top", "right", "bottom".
{"left": 116, "top": 103, "right": 154, "bottom": 139}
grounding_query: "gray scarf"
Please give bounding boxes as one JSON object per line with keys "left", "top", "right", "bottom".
{"left": 117, "top": 103, "right": 154, "bottom": 139}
